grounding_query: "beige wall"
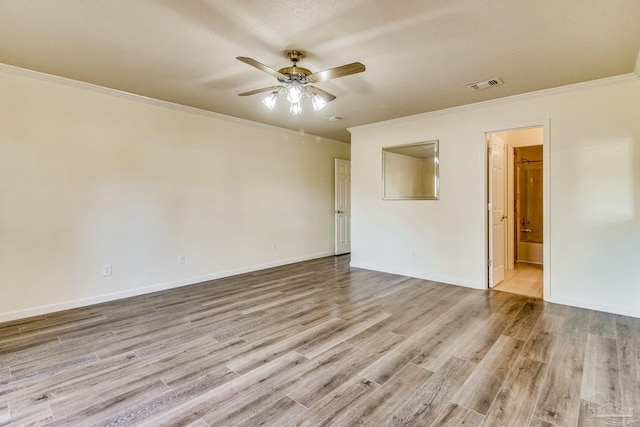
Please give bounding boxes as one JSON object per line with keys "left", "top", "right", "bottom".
{"left": 350, "top": 75, "right": 640, "bottom": 318}
{"left": 0, "top": 66, "right": 350, "bottom": 321}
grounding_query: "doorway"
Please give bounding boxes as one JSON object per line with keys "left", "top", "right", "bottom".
{"left": 514, "top": 145, "right": 543, "bottom": 265}
{"left": 487, "top": 125, "right": 546, "bottom": 298}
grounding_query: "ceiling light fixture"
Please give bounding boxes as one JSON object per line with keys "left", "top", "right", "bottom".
{"left": 262, "top": 91, "right": 279, "bottom": 110}
{"left": 310, "top": 93, "right": 327, "bottom": 111}
{"left": 286, "top": 80, "right": 303, "bottom": 104}
{"left": 289, "top": 101, "right": 302, "bottom": 115}
{"left": 238, "top": 50, "right": 366, "bottom": 116}
{"left": 260, "top": 78, "right": 330, "bottom": 116}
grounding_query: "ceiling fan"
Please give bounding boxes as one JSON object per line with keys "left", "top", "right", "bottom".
{"left": 237, "top": 50, "right": 365, "bottom": 115}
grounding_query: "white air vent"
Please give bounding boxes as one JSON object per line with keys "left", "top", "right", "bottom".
{"left": 467, "top": 77, "right": 503, "bottom": 91}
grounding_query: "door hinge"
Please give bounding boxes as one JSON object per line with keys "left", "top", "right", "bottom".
{"left": 487, "top": 203, "right": 492, "bottom": 211}
{"left": 488, "top": 259, "right": 492, "bottom": 267}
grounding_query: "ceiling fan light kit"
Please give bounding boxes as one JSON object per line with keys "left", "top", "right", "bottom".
{"left": 286, "top": 80, "right": 303, "bottom": 103}
{"left": 311, "top": 93, "right": 327, "bottom": 111}
{"left": 290, "top": 101, "right": 302, "bottom": 115}
{"left": 237, "top": 50, "right": 365, "bottom": 116}
{"left": 261, "top": 91, "right": 279, "bottom": 109}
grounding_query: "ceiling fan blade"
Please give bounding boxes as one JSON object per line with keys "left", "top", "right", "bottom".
{"left": 307, "top": 85, "right": 336, "bottom": 102}
{"left": 307, "top": 62, "right": 365, "bottom": 83}
{"left": 237, "top": 57, "right": 288, "bottom": 81}
{"left": 238, "top": 86, "right": 282, "bottom": 96}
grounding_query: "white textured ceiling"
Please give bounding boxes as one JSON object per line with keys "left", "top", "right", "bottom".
{"left": 1, "top": 0, "right": 639, "bottom": 142}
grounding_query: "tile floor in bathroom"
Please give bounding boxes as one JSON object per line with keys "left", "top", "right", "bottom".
{"left": 493, "top": 262, "right": 543, "bottom": 298}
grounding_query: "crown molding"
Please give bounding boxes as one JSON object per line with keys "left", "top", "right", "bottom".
{"left": 349, "top": 73, "right": 639, "bottom": 133}
{"left": 0, "top": 62, "right": 345, "bottom": 145}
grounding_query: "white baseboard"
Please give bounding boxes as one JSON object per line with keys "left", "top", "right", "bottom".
{"left": 545, "top": 295, "right": 639, "bottom": 319}
{"left": 0, "top": 251, "right": 334, "bottom": 323}
{"left": 350, "top": 262, "right": 638, "bottom": 318}
{"left": 349, "top": 261, "right": 484, "bottom": 290}
{"left": 9, "top": 254, "right": 634, "bottom": 323}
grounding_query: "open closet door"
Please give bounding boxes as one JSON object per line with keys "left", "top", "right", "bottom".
{"left": 488, "top": 133, "right": 507, "bottom": 287}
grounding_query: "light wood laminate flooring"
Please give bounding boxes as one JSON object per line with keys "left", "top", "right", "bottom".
{"left": 1, "top": 256, "right": 638, "bottom": 426}
{"left": 494, "top": 263, "right": 543, "bottom": 299}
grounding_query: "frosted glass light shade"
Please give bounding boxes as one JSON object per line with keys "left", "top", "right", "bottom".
{"left": 286, "top": 81, "right": 303, "bottom": 103}
{"left": 290, "top": 102, "right": 302, "bottom": 115}
{"left": 311, "top": 94, "right": 327, "bottom": 111}
{"left": 262, "top": 92, "right": 278, "bottom": 110}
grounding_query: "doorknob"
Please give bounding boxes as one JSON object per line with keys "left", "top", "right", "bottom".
{"left": 335, "top": 210, "right": 344, "bottom": 214}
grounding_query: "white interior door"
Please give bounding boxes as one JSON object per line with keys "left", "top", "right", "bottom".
{"left": 334, "top": 159, "right": 351, "bottom": 255}
{"left": 489, "top": 133, "right": 507, "bottom": 287}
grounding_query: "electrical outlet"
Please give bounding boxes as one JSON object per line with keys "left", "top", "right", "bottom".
{"left": 271, "top": 242, "right": 277, "bottom": 251}
{"left": 102, "top": 264, "right": 112, "bottom": 277}
{"left": 412, "top": 251, "right": 417, "bottom": 258}
{"left": 178, "top": 254, "right": 186, "bottom": 264}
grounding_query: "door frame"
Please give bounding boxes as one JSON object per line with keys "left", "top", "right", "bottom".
{"left": 483, "top": 120, "right": 550, "bottom": 299}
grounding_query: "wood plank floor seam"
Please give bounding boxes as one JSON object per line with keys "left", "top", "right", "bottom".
{"left": 448, "top": 400, "right": 485, "bottom": 420}
{"left": 0, "top": 255, "right": 637, "bottom": 426}
{"left": 285, "top": 393, "right": 310, "bottom": 410}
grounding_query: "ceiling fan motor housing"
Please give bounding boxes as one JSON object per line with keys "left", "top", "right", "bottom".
{"left": 278, "top": 50, "right": 311, "bottom": 83}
